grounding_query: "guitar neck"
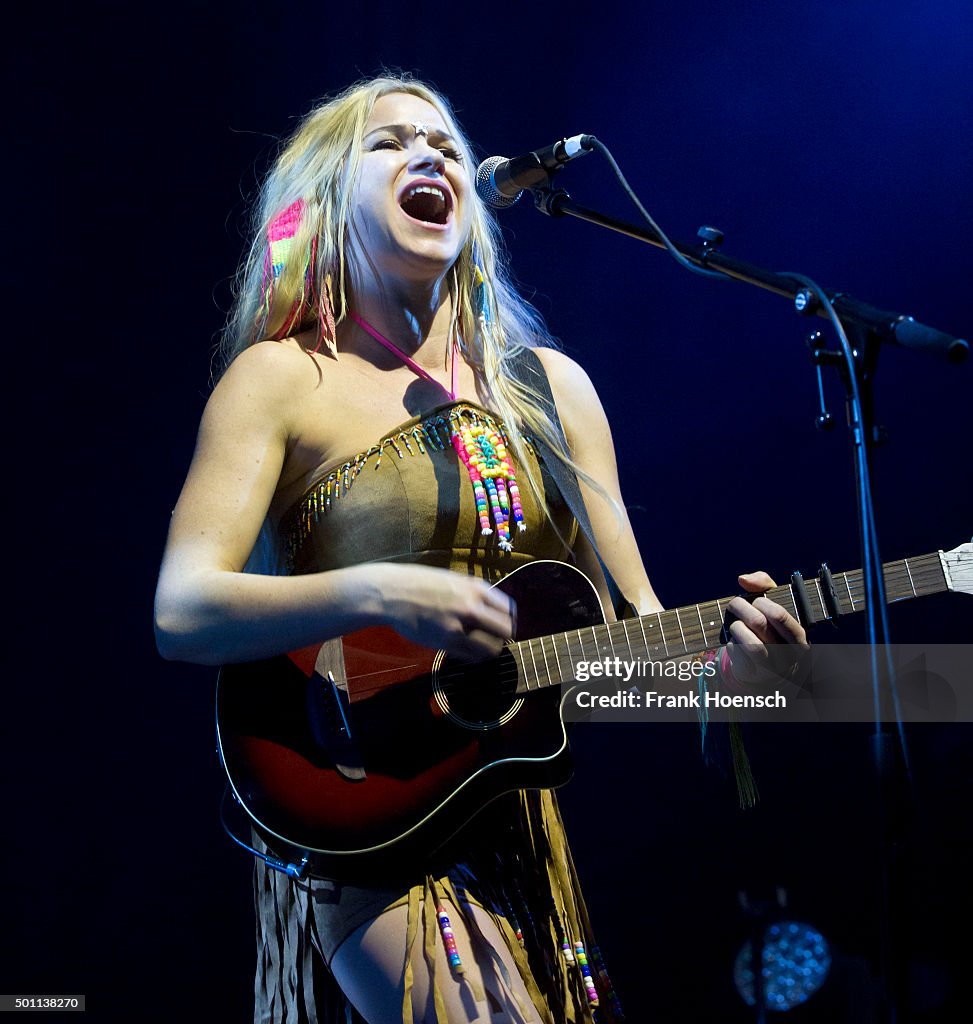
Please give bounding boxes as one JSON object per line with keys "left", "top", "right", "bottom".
{"left": 512, "top": 549, "right": 964, "bottom": 695}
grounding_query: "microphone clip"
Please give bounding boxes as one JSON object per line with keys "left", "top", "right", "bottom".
{"left": 475, "top": 135, "right": 596, "bottom": 209}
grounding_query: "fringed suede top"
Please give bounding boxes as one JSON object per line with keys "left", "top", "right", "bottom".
{"left": 254, "top": 402, "right": 624, "bottom": 1024}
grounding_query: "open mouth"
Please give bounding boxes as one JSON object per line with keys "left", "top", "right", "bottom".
{"left": 399, "top": 184, "right": 452, "bottom": 226}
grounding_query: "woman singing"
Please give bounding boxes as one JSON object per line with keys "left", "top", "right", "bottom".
{"left": 154, "top": 75, "right": 807, "bottom": 1024}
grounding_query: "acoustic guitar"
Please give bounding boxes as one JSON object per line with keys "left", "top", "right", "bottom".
{"left": 217, "top": 543, "right": 971, "bottom": 878}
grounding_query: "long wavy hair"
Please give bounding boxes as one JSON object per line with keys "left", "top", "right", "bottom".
{"left": 220, "top": 74, "right": 589, "bottom": 523}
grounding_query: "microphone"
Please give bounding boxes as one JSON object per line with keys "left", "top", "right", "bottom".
{"left": 475, "top": 134, "right": 595, "bottom": 208}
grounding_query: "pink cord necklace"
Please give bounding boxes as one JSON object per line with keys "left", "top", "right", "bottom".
{"left": 350, "top": 313, "right": 525, "bottom": 550}
{"left": 350, "top": 312, "right": 458, "bottom": 400}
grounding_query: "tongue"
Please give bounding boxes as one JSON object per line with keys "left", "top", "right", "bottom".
{"left": 401, "top": 192, "right": 446, "bottom": 224}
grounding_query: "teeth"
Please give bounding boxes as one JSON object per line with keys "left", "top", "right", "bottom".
{"left": 405, "top": 185, "right": 447, "bottom": 204}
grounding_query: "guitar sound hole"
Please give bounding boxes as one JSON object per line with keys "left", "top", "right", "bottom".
{"left": 435, "top": 647, "right": 521, "bottom": 729}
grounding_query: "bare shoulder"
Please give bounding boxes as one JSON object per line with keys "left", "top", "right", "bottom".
{"left": 216, "top": 338, "right": 324, "bottom": 404}
{"left": 204, "top": 338, "right": 335, "bottom": 435}
{"left": 530, "top": 346, "right": 606, "bottom": 438}
{"left": 531, "top": 345, "right": 594, "bottom": 390}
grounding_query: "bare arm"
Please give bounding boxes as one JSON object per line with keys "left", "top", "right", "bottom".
{"left": 154, "top": 343, "right": 513, "bottom": 665}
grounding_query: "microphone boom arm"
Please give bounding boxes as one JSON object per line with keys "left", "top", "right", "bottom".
{"left": 533, "top": 188, "right": 967, "bottom": 362}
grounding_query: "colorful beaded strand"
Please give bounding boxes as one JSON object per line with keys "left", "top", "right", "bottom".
{"left": 502, "top": 895, "right": 525, "bottom": 948}
{"left": 451, "top": 421, "right": 525, "bottom": 551}
{"left": 574, "top": 940, "right": 600, "bottom": 1008}
{"left": 549, "top": 899, "right": 575, "bottom": 966}
{"left": 512, "top": 881, "right": 536, "bottom": 939}
{"left": 472, "top": 241, "right": 494, "bottom": 333}
{"left": 510, "top": 880, "right": 540, "bottom": 942}
{"left": 436, "top": 904, "right": 464, "bottom": 973}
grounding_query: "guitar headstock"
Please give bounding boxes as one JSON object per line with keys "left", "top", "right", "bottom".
{"left": 943, "top": 541, "right": 973, "bottom": 596}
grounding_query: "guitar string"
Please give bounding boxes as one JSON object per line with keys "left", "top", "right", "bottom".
{"left": 375, "top": 561, "right": 945, "bottom": 704}
{"left": 348, "top": 561, "right": 950, "bottom": 704}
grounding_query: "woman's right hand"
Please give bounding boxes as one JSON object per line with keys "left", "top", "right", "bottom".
{"left": 366, "top": 563, "right": 517, "bottom": 661}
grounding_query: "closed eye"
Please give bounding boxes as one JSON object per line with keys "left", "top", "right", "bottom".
{"left": 364, "top": 124, "right": 464, "bottom": 161}
{"left": 371, "top": 139, "right": 461, "bottom": 162}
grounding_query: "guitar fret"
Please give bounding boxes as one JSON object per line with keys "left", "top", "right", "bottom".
{"left": 620, "top": 619, "right": 636, "bottom": 660}
{"left": 812, "top": 577, "right": 827, "bottom": 622}
{"left": 681, "top": 602, "right": 713, "bottom": 653}
{"left": 635, "top": 616, "right": 651, "bottom": 661}
{"left": 606, "top": 621, "right": 629, "bottom": 660}
{"left": 550, "top": 634, "right": 565, "bottom": 684}
{"left": 903, "top": 559, "right": 917, "bottom": 597}
{"left": 808, "top": 580, "right": 826, "bottom": 625}
{"left": 893, "top": 565, "right": 925, "bottom": 602}
{"left": 703, "top": 601, "right": 723, "bottom": 648}
{"left": 526, "top": 639, "right": 541, "bottom": 691}
{"left": 513, "top": 643, "right": 531, "bottom": 693}
{"left": 604, "top": 624, "right": 618, "bottom": 659}
{"left": 827, "top": 577, "right": 852, "bottom": 617}
{"left": 587, "top": 625, "right": 601, "bottom": 659}
{"left": 538, "top": 636, "right": 552, "bottom": 685}
{"left": 639, "top": 612, "right": 669, "bottom": 660}
{"left": 696, "top": 604, "right": 710, "bottom": 649}
{"left": 655, "top": 614, "right": 671, "bottom": 658}
{"left": 543, "top": 637, "right": 555, "bottom": 684}
{"left": 576, "top": 628, "right": 587, "bottom": 662}
{"left": 561, "top": 632, "right": 576, "bottom": 673}
{"left": 564, "top": 632, "right": 577, "bottom": 667}
{"left": 843, "top": 572, "right": 856, "bottom": 611}
{"left": 884, "top": 561, "right": 909, "bottom": 603}
{"left": 673, "top": 607, "right": 688, "bottom": 655}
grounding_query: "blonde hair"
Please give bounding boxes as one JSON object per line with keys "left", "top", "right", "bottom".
{"left": 220, "top": 74, "right": 588, "bottom": 520}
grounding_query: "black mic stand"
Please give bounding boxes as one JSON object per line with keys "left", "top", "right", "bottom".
{"left": 525, "top": 178, "right": 967, "bottom": 1023}
{"left": 810, "top": 320, "right": 914, "bottom": 1022}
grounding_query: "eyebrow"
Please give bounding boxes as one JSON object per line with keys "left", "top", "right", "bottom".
{"left": 363, "top": 123, "right": 457, "bottom": 143}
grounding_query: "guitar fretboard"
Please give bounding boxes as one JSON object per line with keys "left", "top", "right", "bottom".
{"left": 511, "top": 552, "right": 951, "bottom": 695}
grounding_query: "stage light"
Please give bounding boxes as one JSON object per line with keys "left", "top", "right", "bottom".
{"left": 733, "top": 920, "right": 831, "bottom": 1012}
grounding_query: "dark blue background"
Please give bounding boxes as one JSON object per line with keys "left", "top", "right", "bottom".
{"left": 10, "top": 2, "right": 971, "bottom": 1020}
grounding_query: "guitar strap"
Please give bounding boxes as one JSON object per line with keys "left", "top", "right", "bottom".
{"left": 509, "top": 347, "right": 635, "bottom": 619}
{"left": 508, "top": 354, "right": 759, "bottom": 801}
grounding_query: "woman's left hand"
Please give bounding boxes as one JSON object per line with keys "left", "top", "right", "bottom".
{"left": 724, "top": 572, "right": 810, "bottom": 686}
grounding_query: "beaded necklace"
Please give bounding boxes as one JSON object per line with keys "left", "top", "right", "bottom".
{"left": 350, "top": 313, "right": 525, "bottom": 551}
